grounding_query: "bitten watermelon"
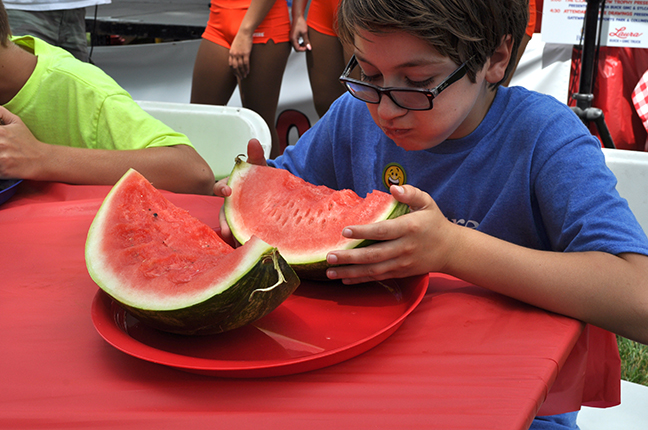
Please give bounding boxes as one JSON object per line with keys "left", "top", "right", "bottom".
{"left": 224, "top": 158, "right": 409, "bottom": 280}
{"left": 85, "top": 169, "right": 300, "bottom": 335}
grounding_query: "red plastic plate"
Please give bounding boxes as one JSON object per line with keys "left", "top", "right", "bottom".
{"left": 91, "top": 275, "right": 428, "bottom": 378}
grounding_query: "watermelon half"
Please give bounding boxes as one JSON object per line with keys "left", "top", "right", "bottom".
{"left": 85, "top": 169, "right": 300, "bottom": 335}
{"left": 224, "top": 158, "right": 409, "bottom": 280}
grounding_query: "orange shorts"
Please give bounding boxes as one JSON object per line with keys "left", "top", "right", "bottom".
{"left": 307, "top": 0, "right": 340, "bottom": 37}
{"left": 202, "top": 0, "right": 290, "bottom": 48}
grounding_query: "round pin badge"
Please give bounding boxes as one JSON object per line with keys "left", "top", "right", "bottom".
{"left": 382, "top": 163, "right": 407, "bottom": 189}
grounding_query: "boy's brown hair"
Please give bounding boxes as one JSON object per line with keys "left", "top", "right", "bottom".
{"left": 337, "top": 0, "right": 529, "bottom": 88}
{"left": 0, "top": 0, "right": 11, "bottom": 47}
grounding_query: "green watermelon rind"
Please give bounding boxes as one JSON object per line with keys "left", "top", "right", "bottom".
{"left": 224, "top": 159, "right": 410, "bottom": 280}
{"left": 85, "top": 168, "right": 300, "bottom": 335}
{"left": 120, "top": 249, "right": 300, "bottom": 335}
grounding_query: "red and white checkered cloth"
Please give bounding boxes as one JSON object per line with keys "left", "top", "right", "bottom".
{"left": 632, "top": 69, "right": 648, "bottom": 132}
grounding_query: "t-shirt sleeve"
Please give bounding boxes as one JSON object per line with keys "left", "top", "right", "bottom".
{"left": 94, "top": 95, "right": 194, "bottom": 151}
{"left": 534, "top": 131, "right": 648, "bottom": 256}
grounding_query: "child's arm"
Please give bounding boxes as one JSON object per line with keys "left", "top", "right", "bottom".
{"left": 0, "top": 107, "right": 214, "bottom": 195}
{"left": 326, "top": 184, "right": 648, "bottom": 345}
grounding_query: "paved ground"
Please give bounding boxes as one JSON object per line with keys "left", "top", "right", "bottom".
{"left": 87, "top": 0, "right": 208, "bottom": 26}
{"left": 86, "top": 0, "right": 209, "bottom": 39}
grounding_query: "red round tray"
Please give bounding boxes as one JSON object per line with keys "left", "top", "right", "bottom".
{"left": 91, "top": 275, "right": 428, "bottom": 378}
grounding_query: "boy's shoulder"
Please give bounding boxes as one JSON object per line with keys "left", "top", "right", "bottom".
{"left": 12, "top": 35, "right": 91, "bottom": 79}
{"left": 478, "top": 86, "right": 599, "bottom": 161}
{"left": 13, "top": 35, "right": 129, "bottom": 99}
{"left": 495, "top": 86, "right": 571, "bottom": 116}
{"left": 488, "top": 86, "right": 582, "bottom": 135}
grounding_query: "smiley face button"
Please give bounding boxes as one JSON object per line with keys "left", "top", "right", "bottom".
{"left": 382, "top": 163, "right": 406, "bottom": 189}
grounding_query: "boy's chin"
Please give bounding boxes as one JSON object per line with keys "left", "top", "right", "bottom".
{"left": 393, "top": 138, "right": 443, "bottom": 151}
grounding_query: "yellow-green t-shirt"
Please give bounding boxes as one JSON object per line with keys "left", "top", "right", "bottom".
{"left": 4, "top": 35, "right": 193, "bottom": 151}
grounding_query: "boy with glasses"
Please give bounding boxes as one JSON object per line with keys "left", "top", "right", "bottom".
{"left": 216, "top": 1, "right": 648, "bottom": 427}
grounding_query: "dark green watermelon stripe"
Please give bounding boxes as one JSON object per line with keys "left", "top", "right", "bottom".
{"left": 122, "top": 249, "right": 300, "bottom": 335}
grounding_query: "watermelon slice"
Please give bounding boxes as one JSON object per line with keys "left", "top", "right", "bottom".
{"left": 85, "top": 169, "right": 300, "bottom": 335}
{"left": 224, "top": 158, "right": 409, "bottom": 280}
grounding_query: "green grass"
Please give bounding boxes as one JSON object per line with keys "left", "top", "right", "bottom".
{"left": 618, "top": 336, "right": 648, "bottom": 386}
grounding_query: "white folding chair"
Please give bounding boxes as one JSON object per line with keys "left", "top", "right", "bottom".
{"left": 578, "top": 380, "right": 648, "bottom": 430}
{"left": 603, "top": 147, "right": 648, "bottom": 234}
{"left": 137, "top": 100, "right": 272, "bottom": 180}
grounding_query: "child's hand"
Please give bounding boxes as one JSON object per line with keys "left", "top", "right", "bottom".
{"left": 213, "top": 138, "right": 269, "bottom": 246}
{"left": 325, "top": 185, "right": 459, "bottom": 284}
{"left": 212, "top": 138, "right": 267, "bottom": 196}
{"left": 0, "top": 107, "right": 44, "bottom": 180}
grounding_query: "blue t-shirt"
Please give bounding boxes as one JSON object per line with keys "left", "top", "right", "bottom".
{"left": 269, "top": 86, "right": 648, "bottom": 256}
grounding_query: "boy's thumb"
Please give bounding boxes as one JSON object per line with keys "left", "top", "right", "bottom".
{"left": 390, "top": 184, "right": 432, "bottom": 212}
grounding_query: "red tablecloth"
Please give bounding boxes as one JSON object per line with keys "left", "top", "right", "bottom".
{"left": 0, "top": 182, "right": 588, "bottom": 429}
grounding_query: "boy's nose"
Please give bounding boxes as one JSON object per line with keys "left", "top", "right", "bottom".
{"left": 376, "top": 93, "right": 407, "bottom": 119}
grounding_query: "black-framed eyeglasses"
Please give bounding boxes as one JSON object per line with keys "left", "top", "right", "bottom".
{"left": 339, "top": 55, "right": 472, "bottom": 111}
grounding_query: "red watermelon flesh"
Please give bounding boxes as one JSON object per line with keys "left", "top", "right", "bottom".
{"left": 224, "top": 159, "right": 409, "bottom": 279}
{"left": 85, "top": 169, "right": 300, "bottom": 335}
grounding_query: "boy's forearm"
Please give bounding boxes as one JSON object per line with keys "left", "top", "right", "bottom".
{"left": 36, "top": 144, "right": 214, "bottom": 195}
{"left": 444, "top": 226, "right": 648, "bottom": 344}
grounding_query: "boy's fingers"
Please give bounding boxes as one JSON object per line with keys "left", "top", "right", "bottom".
{"left": 213, "top": 180, "right": 231, "bottom": 197}
{"left": 246, "top": 139, "right": 268, "bottom": 166}
{"left": 390, "top": 184, "right": 433, "bottom": 211}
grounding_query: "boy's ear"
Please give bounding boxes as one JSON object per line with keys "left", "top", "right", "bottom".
{"left": 485, "top": 35, "right": 514, "bottom": 84}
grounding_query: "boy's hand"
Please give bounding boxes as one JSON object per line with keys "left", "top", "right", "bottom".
{"left": 213, "top": 138, "right": 269, "bottom": 246}
{"left": 0, "top": 107, "right": 45, "bottom": 180}
{"left": 212, "top": 138, "right": 267, "bottom": 196}
{"left": 325, "top": 185, "right": 459, "bottom": 284}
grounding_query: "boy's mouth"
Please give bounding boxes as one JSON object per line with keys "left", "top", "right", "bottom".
{"left": 382, "top": 126, "right": 409, "bottom": 139}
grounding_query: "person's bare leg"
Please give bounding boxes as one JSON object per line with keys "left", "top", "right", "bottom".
{"left": 191, "top": 39, "right": 238, "bottom": 105}
{"left": 238, "top": 40, "right": 291, "bottom": 158}
{"left": 306, "top": 28, "right": 350, "bottom": 118}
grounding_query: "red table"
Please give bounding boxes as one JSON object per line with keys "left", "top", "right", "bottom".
{"left": 0, "top": 182, "right": 586, "bottom": 430}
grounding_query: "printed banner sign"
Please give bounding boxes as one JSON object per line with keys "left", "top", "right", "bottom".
{"left": 541, "top": 0, "right": 648, "bottom": 48}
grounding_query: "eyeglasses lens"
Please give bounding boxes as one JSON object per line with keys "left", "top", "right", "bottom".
{"left": 391, "top": 91, "right": 430, "bottom": 110}
{"left": 344, "top": 81, "right": 431, "bottom": 110}
{"left": 346, "top": 82, "right": 380, "bottom": 103}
